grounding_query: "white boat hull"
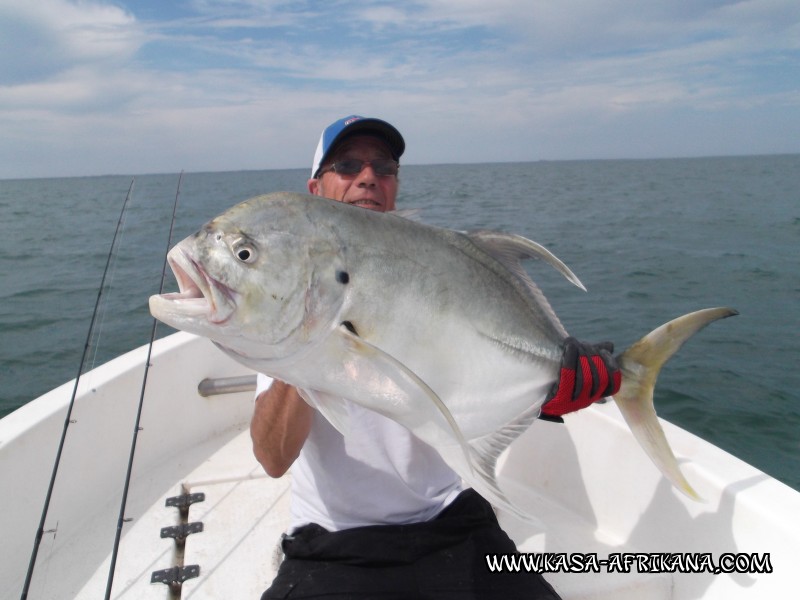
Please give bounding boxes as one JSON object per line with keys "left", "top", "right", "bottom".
{"left": 2, "top": 332, "right": 798, "bottom": 599}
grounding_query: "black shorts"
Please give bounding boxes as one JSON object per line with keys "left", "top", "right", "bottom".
{"left": 262, "top": 489, "right": 561, "bottom": 599}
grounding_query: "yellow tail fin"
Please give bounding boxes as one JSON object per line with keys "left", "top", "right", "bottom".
{"left": 614, "top": 307, "right": 738, "bottom": 500}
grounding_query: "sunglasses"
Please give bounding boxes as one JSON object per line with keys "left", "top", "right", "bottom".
{"left": 318, "top": 158, "right": 399, "bottom": 177}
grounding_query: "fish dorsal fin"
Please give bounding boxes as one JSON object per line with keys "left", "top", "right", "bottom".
{"left": 389, "top": 208, "right": 422, "bottom": 221}
{"left": 466, "top": 230, "right": 586, "bottom": 291}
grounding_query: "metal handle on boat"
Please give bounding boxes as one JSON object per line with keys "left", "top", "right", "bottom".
{"left": 197, "top": 375, "right": 257, "bottom": 397}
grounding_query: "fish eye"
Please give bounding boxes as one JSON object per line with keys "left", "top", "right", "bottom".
{"left": 232, "top": 239, "right": 257, "bottom": 263}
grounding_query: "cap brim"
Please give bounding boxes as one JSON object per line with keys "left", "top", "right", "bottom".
{"left": 313, "top": 117, "right": 405, "bottom": 177}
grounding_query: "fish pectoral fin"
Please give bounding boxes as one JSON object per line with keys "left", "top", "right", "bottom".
{"left": 297, "top": 387, "right": 352, "bottom": 437}
{"left": 467, "top": 230, "right": 586, "bottom": 291}
{"left": 614, "top": 307, "right": 738, "bottom": 501}
{"left": 328, "top": 325, "right": 476, "bottom": 475}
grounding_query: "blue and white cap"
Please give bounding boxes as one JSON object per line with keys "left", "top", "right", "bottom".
{"left": 311, "top": 115, "right": 405, "bottom": 177}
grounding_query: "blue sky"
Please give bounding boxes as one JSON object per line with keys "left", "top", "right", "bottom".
{"left": 1, "top": 0, "right": 798, "bottom": 178}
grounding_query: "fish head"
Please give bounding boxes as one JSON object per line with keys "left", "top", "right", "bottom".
{"left": 149, "top": 193, "right": 348, "bottom": 364}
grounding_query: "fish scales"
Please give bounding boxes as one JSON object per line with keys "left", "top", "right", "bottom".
{"left": 150, "top": 191, "right": 737, "bottom": 519}
{"left": 295, "top": 197, "right": 561, "bottom": 433}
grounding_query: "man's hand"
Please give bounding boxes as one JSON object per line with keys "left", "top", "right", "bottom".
{"left": 540, "top": 337, "right": 622, "bottom": 422}
{"left": 251, "top": 380, "right": 313, "bottom": 477}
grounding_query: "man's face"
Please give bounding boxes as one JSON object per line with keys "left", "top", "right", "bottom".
{"left": 307, "top": 135, "right": 398, "bottom": 212}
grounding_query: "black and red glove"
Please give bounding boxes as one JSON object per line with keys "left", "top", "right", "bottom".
{"left": 540, "top": 337, "right": 622, "bottom": 422}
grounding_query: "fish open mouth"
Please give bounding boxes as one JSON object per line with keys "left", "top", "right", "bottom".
{"left": 157, "top": 248, "right": 237, "bottom": 324}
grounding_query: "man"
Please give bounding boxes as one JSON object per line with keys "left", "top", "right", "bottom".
{"left": 250, "top": 115, "right": 563, "bottom": 599}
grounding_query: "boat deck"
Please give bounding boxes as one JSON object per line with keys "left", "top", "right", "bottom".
{"left": 68, "top": 426, "right": 672, "bottom": 600}
{"left": 70, "top": 428, "right": 289, "bottom": 599}
{"left": 4, "top": 332, "right": 798, "bottom": 599}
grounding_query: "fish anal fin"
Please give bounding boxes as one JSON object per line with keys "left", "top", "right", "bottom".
{"left": 463, "top": 404, "right": 543, "bottom": 524}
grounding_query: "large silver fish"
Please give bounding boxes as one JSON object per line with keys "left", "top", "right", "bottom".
{"left": 149, "top": 191, "right": 736, "bottom": 519}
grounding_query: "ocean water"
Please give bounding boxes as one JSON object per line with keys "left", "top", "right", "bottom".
{"left": 1, "top": 156, "right": 798, "bottom": 491}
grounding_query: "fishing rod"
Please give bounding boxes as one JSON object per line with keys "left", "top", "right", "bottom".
{"left": 21, "top": 178, "right": 136, "bottom": 600}
{"left": 104, "top": 172, "right": 184, "bottom": 600}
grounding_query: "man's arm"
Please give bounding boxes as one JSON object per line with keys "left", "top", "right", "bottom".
{"left": 250, "top": 379, "right": 313, "bottom": 478}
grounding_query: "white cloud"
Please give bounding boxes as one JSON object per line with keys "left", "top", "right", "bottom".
{"left": 0, "top": 0, "right": 140, "bottom": 83}
{"left": 0, "top": 0, "right": 798, "bottom": 178}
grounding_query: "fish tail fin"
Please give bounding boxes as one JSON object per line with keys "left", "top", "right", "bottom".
{"left": 613, "top": 307, "right": 738, "bottom": 500}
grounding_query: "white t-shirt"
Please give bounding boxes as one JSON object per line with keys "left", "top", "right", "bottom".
{"left": 256, "top": 374, "right": 463, "bottom": 532}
